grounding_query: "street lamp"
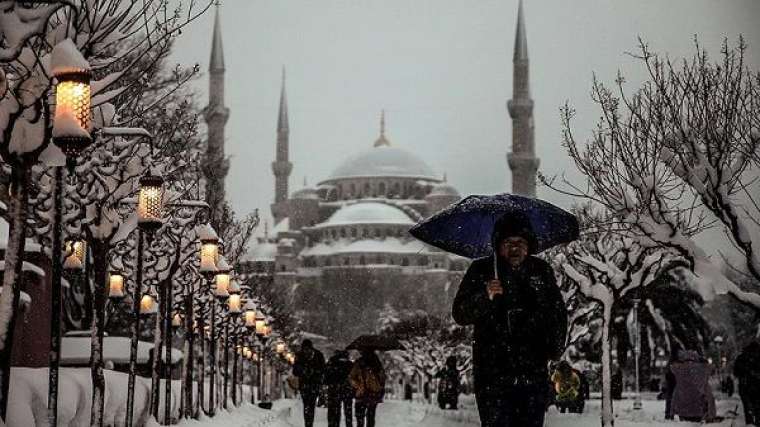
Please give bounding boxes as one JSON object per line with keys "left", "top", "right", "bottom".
{"left": 137, "top": 173, "right": 165, "bottom": 236}
{"left": 108, "top": 271, "right": 125, "bottom": 300}
{"left": 214, "top": 256, "right": 231, "bottom": 298}
{"left": 632, "top": 298, "right": 642, "bottom": 410}
{"left": 140, "top": 287, "right": 158, "bottom": 315}
{"left": 52, "top": 66, "right": 92, "bottom": 163}
{"left": 172, "top": 312, "right": 183, "bottom": 329}
{"left": 63, "top": 239, "right": 86, "bottom": 271}
{"left": 228, "top": 294, "right": 242, "bottom": 314}
{"left": 243, "top": 300, "right": 257, "bottom": 329}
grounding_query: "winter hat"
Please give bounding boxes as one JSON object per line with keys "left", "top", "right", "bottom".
{"left": 492, "top": 213, "right": 537, "bottom": 253}
{"left": 302, "top": 339, "right": 313, "bottom": 349}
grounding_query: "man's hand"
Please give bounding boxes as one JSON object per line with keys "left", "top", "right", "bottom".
{"left": 486, "top": 279, "right": 504, "bottom": 300}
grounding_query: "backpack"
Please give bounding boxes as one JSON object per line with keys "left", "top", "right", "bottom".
{"left": 364, "top": 369, "right": 383, "bottom": 395}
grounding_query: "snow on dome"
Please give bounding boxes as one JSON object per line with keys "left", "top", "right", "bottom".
{"left": 324, "top": 145, "right": 437, "bottom": 181}
{"left": 428, "top": 182, "right": 460, "bottom": 198}
{"left": 318, "top": 201, "right": 414, "bottom": 228}
{"left": 51, "top": 39, "right": 90, "bottom": 76}
{"left": 242, "top": 241, "right": 278, "bottom": 262}
{"left": 291, "top": 186, "right": 319, "bottom": 200}
{"left": 301, "top": 237, "right": 431, "bottom": 257}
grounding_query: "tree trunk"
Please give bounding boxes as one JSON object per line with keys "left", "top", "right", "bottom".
{"left": 126, "top": 231, "right": 144, "bottom": 427}
{"left": 208, "top": 296, "right": 216, "bottom": 416}
{"left": 0, "top": 165, "right": 29, "bottom": 421}
{"left": 150, "top": 296, "right": 163, "bottom": 420}
{"left": 231, "top": 334, "right": 238, "bottom": 406}
{"left": 47, "top": 167, "right": 64, "bottom": 426}
{"left": 601, "top": 302, "right": 614, "bottom": 427}
{"left": 164, "top": 281, "right": 172, "bottom": 424}
{"left": 223, "top": 322, "right": 229, "bottom": 410}
{"left": 89, "top": 239, "right": 109, "bottom": 427}
{"left": 182, "top": 293, "right": 194, "bottom": 419}
{"left": 197, "top": 311, "right": 205, "bottom": 417}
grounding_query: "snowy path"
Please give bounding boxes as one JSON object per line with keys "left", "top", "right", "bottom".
{"left": 286, "top": 401, "right": 463, "bottom": 427}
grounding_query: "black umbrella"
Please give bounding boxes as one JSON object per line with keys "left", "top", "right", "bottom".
{"left": 346, "top": 335, "right": 405, "bottom": 351}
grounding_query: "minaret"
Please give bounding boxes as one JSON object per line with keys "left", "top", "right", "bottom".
{"left": 204, "top": 5, "right": 230, "bottom": 227}
{"left": 507, "top": 0, "right": 539, "bottom": 197}
{"left": 374, "top": 110, "right": 390, "bottom": 147}
{"left": 271, "top": 68, "right": 292, "bottom": 224}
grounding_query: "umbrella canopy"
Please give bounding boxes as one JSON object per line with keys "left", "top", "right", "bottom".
{"left": 346, "top": 334, "right": 405, "bottom": 351}
{"left": 409, "top": 193, "right": 579, "bottom": 259}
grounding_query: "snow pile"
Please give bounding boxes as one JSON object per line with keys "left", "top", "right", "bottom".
{"left": 7, "top": 367, "right": 181, "bottom": 426}
{"left": 50, "top": 38, "right": 90, "bottom": 75}
{"left": 174, "top": 401, "right": 294, "bottom": 427}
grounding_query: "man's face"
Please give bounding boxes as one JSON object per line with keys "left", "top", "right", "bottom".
{"left": 498, "top": 237, "right": 529, "bottom": 267}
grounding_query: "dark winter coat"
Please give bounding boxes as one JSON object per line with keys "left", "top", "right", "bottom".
{"left": 436, "top": 366, "right": 461, "bottom": 401}
{"left": 349, "top": 353, "right": 386, "bottom": 404}
{"left": 452, "top": 255, "right": 567, "bottom": 395}
{"left": 734, "top": 342, "right": 760, "bottom": 401}
{"left": 669, "top": 350, "right": 716, "bottom": 420}
{"left": 293, "top": 348, "right": 326, "bottom": 395}
{"left": 324, "top": 352, "right": 354, "bottom": 400}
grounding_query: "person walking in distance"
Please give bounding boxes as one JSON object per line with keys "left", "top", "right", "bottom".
{"left": 325, "top": 349, "right": 354, "bottom": 427}
{"left": 452, "top": 214, "right": 567, "bottom": 427}
{"left": 293, "top": 339, "right": 325, "bottom": 427}
{"left": 350, "top": 349, "right": 386, "bottom": 427}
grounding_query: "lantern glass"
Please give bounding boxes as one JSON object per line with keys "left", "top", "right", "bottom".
{"left": 63, "top": 240, "right": 86, "bottom": 270}
{"left": 244, "top": 309, "right": 256, "bottom": 328}
{"left": 140, "top": 293, "right": 157, "bottom": 315}
{"left": 215, "top": 273, "right": 230, "bottom": 297}
{"left": 200, "top": 242, "right": 218, "bottom": 273}
{"left": 172, "top": 312, "right": 183, "bottom": 328}
{"left": 138, "top": 175, "right": 164, "bottom": 230}
{"left": 255, "top": 318, "right": 267, "bottom": 336}
{"left": 108, "top": 272, "right": 125, "bottom": 299}
{"left": 53, "top": 72, "right": 92, "bottom": 155}
{"left": 227, "top": 294, "right": 241, "bottom": 313}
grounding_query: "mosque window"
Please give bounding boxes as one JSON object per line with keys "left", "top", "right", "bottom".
{"left": 376, "top": 255, "right": 383, "bottom": 264}
{"left": 374, "top": 228, "right": 380, "bottom": 238}
{"left": 359, "top": 256, "right": 366, "bottom": 265}
{"left": 351, "top": 228, "right": 357, "bottom": 238}
{"left": 331, "top": 229, "right": 337, "bottom": 240}
{"left": 402, "top": 257, "right": 410, "bottom": 266}
{"left": 325, "top": 258, "right": 332, "bottom": 266}
{"left": 364, "top": 183, "right": 370, "bottom": 196}
{"left": 344, "top": 257, "right": 350, "bottom": 265}
{"left": 350, "top": 183, "right": 356, "bottom": 195}
{"left": 362, "top": 228, "right": 369, "bottom": 237}
{"left": 280, "top": 265, "right": 286, "bottom": 272}
{"left": 419, "top": 256, "right": 429, "bottom": 266}
{"left": 340, "top": 228, "right": 347, "bottom": 238}
{"left": 379, "top": 182, "right": 386, "bottom": 195}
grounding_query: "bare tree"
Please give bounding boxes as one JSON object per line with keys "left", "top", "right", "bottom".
{"left": 547, "top": 38, "right": 760, "bottom": 312}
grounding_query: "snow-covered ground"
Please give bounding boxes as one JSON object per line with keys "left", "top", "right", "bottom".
{"left": 179, "top": 395, "right": 747, "bottom": 427}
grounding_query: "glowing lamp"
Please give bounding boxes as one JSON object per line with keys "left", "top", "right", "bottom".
{"left": 53, "top": 69, "right": 92, "bottom": 157}
{"left": 215, "top": 273, "right": 230, "bottom": 298}
{"left": 108, "top": 271, "right": 125, "bottom": 299}
{"left": 139, "top": 288, "right": 157, "bottom": 315}
{"left": 172, "top": 312, "right": 183, "bottom": 328}
{"left": 276, "top": 341, "right": 286, "bottom": 354}
{"left": 137, "top": 173, "right": 164, "bottom": 233}
{"left": 243, "top": 300, "right": 257, "bottom": 329}
{"left": 255, "top": 313, "right": 267, "bottom": 336}
{"left": 227, "top": 294, "right": 241, "bottom": 313}
{"left": 198, "top": 223, "right": 220, "bottom": 278}
{"left": 63, "top": 239, "right": 86, "bottom": 271}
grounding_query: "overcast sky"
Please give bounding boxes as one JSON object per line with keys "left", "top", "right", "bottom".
{"left": 170, "top": 0, "right": 760, "bottom": 236}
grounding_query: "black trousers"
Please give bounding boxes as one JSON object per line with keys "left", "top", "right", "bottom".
{"left": 355, "top": 401, "right": 377, "bottom": 427}
{"left": 328, "top": 396, "right": 353, "bottom": 427}
{"left": 302, "top": 391, "right": 319, "bottom": 427}
{"left": 475, "top": 383, "right": 547, "bottom": 427}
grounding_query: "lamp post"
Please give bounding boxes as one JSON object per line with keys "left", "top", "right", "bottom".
{"left": 126, "top": 172, "right": 164, "bottom": 427}
{"left": 632, "top": 298, "right": 642, "bottom": 410}
{"left": 198, "top": 223, "right": 219, "bottom": 416}
{"left": 255, "top": 313, "right": 271, "bottom": 407}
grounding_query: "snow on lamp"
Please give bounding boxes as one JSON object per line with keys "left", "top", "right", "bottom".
{"left": 52, "top": 39, "right": 92, "bottom": 159}
{"left": 63, "top": 239, "right": 86, "bottom": 271}
{"left": 137, "top": 173, "right": 164, "bottom": 234}
{"left": 108, "top": 271, "right": 125, "bottom": 299}
{"left": 229, "top": 278, "right": 241, "bottom": 295}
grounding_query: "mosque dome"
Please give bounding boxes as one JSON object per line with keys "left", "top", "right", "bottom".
{"left": 318, "top": 201, "right": 415, "bottom": 227}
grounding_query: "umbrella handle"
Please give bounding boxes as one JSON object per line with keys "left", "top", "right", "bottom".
{"left": 489, "top": 251, "right": 499, "bottom": 301}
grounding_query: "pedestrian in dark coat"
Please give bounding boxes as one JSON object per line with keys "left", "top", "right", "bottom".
{"left": 734, "top": 341, "right": 760, "bottom": 426}
{"left": 452, "top": 214, "right": 567, "bottom": 427}
{"left": 293, "top": 339, "right": 326, "bottom": 427}
{"left": 669, "top": 349, "right": 716, "bottom": 422}
{"left": 349, "top": 350, "right": 385, "bottom": 427}
{"left": 436, "top": 356, "right": 461, "bottom": 409}
{"left": 324, "top": 350, "right": 354, "bottom": 427}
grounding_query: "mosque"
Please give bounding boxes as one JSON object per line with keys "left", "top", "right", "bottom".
{"left": 204, "top": 1, "right": 539, "bottom": 344}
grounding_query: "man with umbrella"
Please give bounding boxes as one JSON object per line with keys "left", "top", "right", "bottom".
{"left": 410, "top": 194, "right": 575, "bottom": 427}
{"left": 293, "top": 339, "right": 326, "bottom": 427}
{"left": 452, "top": 213, "right": 567, "bottom": 426}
